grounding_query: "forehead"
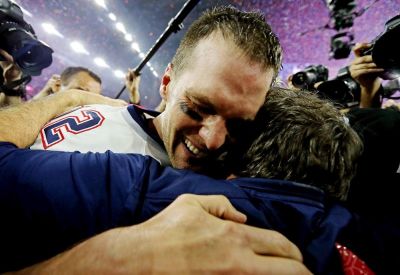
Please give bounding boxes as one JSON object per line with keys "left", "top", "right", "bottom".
{"left": 174, "top": 34, "right": 273, "bottom": 119}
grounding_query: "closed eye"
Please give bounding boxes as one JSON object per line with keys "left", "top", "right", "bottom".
{"left": 179, "top": 101, "right": 202, "bottom": 121}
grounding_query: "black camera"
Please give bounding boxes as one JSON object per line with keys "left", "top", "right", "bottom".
{"left": 0, "top": 0, "right": 53, "bottom": 76}
{"left": 316, "top": 66, "right": 360, "bottom": 107}
{"left": 361, "top": 14, "right": 400, "bottom": 80}
{"left": 292, "top": 65, "right": 329, "bottom": 90}
{"left": 316, "top": 14, "right": 400, "bottom": 107}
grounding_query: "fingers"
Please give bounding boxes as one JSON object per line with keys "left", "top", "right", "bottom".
{"left": 49, "top": 75, "right": 61, "bottom": 93}
{"left": 51, "top": 74, "right": 61, "bottom": 80}
{"left": 177, "top": 194, "right": 247, "bottom": 223}
{"left": 350, "top": 54, "right": 383, "bottom": 71}
{"left": 125, "top": 69, "right": 133, "bottom": 82}
{"left": 349, "top": 58, "right": 384, "bottom": 79}
{"left": 351, "top": 54, "right": 373, "bottom": 65}
{"left": 174, "top": 194, "right": 302, "bottom": 261}
{"left": 126, "top": 69, "right": 141, "bottom": 82}
{"left": 169, "top": 194, "right": 303, "bottom": 265}
{"left": 239, "top": 223, "right": 303, "bottom": 262}
{"left": 350, "top": 66, "right": 384, "bottom": 79}
{"left": 351, "top": 63, "right": 383, "bottom": 74}
{"left": 353, "top": 42, "right": 372, "bottom": 57}
{"left": 351, "top": 45, "right": 383, "bottom": 77}
{"left": 48, "top": 74, "right": 61, "bottom": 85}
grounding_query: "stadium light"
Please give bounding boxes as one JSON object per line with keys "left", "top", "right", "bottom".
{"left": 70, "top": 41, "right": 89, "bottom": 55}
{"left": 116, "top": 22, "right": 127, "bottom": 34}
{"left": 114, "top": 70, "right": 125, "bottom": 78}
{"left": 94, "top": 57, "right": 110, "bottom": 68}
{"left": 125, "top": 34, "right": 133, "bottom": 42}
{"left": 108, "top": 13, "right": 117, "bottom": 21}
{"left": 131, "top": 42, "right": 140, "bottom": 52}
{"left": 94, "top": 0, "right": 107, "bottom": 9}
{"left": 41, "top": 22, "right": 64, "bottom": 38}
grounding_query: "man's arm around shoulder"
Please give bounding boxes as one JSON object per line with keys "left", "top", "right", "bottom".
{"left": 0, "top": 89, "right": 126, "bottom": 148}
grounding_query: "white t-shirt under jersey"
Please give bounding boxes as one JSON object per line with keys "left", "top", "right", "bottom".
{"left": 30, "top": 104, "right": 170, "bottom": 166}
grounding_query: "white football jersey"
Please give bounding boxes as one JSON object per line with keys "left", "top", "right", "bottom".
{"left": 30, "top": 104, "right": 170, "bottom": 166}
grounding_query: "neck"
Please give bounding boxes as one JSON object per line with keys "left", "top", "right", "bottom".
{"left": 151, "top": 115, "right": 163, "bottom": 141}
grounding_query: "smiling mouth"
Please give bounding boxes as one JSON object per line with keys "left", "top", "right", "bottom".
{"left": 183, "top": 138, "right": 200, "bottom": 156}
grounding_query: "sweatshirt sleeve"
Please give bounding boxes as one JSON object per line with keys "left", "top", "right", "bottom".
{"left": 0, "top": 142, "right": 152, "bottom": 272}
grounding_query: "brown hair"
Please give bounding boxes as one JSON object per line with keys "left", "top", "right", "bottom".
{"left": 60, "top": 66, "right": 101, "bottom": 85}
{"left": 171, "top": 6, "right": 282, "bottom": 80}
{"left": 237, "top": 87, "right": 363, "bottom": 201}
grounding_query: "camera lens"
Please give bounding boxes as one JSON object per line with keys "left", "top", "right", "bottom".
{"left": 292, "top": 72, "right": 308, "bottom": 88}
{"left": 18, "top": 43, "right": 44, "bottom": 65}
{"left": 316, "top": 78, "right": 359, "bottom": 105}
{"left": 0, "top": 22, "right": 53, "bottom": 76}
{"left": 16, "top": 43, "right": 53, "bottom": 75}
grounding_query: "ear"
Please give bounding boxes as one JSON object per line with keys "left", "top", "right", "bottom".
{"left": 159, "top": 63, "right": 172, "bottom": 100}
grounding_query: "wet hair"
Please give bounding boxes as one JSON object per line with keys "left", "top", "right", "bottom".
{"left": 60, "top": 66, "right": 101, "bottom": 85}
{"left": 235, "top": 87, "right": 363, "bottom": 201}
{"left": 171, "top": 6, "right": 282, "bottom": 80}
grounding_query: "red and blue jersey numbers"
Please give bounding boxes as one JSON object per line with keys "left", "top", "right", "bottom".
{"left": 40, "top": 110, "right": 105, "bottom": 149}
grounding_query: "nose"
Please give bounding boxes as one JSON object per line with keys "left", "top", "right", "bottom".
{"left": 198, "top": 116, "right": 227, "bottom": 151}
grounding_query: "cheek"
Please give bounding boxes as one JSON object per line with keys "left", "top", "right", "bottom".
{"left": 163, "top": 94, "right": 203, "bottom": 137}
{"left": 164, "top": 106, "right": 196, "bottom": 137}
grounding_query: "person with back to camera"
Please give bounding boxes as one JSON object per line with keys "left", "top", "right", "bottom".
{"left": 0, "top": 5, "right": 312, "bottom": 274}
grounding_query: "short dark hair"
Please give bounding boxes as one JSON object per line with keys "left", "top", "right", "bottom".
{"left": 236, "top": 87, "right": 363, "bottom": 201}
{"left": 171, "top": 6, "right": 282, "bottom": 80}
{"left": 60, "top": 66, "right": 101, "bottom": 85}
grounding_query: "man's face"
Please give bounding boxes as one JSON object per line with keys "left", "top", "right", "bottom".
{"left": 154, "top": 32, "right": 274, "bottom": 173}
{"left": 61, "top": 71, "right": 101, "bottom": 94}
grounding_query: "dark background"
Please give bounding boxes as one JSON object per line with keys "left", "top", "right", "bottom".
{"left": 16, "top": 0, "right": 399, "bottom": 108}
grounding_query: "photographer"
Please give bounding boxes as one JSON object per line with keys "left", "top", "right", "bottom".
{"left": 344, "top": 36, "right": 400, "bottom": 272}
{"left": 348, "top": 42, "right": 385, "bottom": 108}
{"left": 0, "top": 0, "right": 53, "bottom": 107}
{"left": 287, "top": 34, "right": 400, "bottom": 272}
